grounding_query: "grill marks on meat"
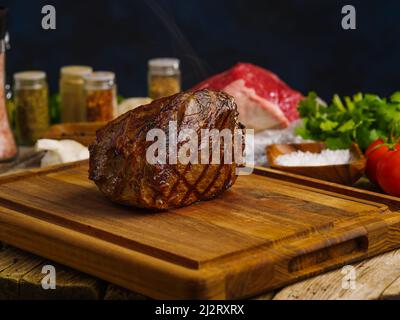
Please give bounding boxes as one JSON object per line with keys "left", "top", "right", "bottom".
{"left": 193, "top": 63, "right": 304, "bottom": 132}
{"left": 89, "top": 89, "right": 243, "bottom": 210}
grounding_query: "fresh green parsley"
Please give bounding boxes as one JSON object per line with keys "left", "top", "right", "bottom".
{"left": 296, "top": 92, "right": 400, "bottom": 150}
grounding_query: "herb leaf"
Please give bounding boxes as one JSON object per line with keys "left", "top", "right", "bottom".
{"left": 297, "top": 92, "right": 400, "bottom": 150}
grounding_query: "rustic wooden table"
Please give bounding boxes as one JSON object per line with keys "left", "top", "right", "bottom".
{"left": 0, "top": 148, "right": 399, "bottom": 300}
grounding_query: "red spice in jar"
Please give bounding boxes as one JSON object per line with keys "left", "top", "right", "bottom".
{"left": 84, "top": 71, "right": 116, "bottom": 122}
{"left": 86, "top": 89, "right": 114, "bottom": 122}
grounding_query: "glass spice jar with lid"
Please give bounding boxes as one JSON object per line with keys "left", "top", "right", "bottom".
{"left": 60, "top": 65, "right": 92, "bottom": 123}
{"left": 148, "top": 58, "right": 181, "bottom": 100}
{"left": 13, "top": 71, "right": 49, "bottom": 145}
{"left": 83, "top": 71, "right": 117, "bottom": 122}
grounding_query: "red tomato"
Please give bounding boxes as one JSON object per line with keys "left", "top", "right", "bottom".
{"left": 376, "top": 150, "right": 400, "bottom": 197}
{"left": 365, "top": 139, "right": 389, "bottom": 185}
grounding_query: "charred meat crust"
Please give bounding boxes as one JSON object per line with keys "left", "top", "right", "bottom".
{"left": 89, "top": 89, "right": 244, "bottom": 210}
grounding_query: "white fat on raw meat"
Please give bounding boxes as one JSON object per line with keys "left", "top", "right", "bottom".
{"left": 223, "top": 79, "right": 290, "bottom": 132}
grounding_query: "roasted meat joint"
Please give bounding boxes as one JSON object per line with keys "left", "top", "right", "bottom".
{"left": 89, "top": 89, "right": 246, "bottom": 209}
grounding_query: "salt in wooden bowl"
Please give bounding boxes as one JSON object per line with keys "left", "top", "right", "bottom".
{"left": 266, "top": 142, "right": 366, "bottom": 185}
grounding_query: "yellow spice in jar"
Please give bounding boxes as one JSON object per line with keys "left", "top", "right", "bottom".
{"left": 148, "top": 75, "right": 181, "bottom": 100}
{"left": 148, "top": 58, "right": 181, "bottom": 100}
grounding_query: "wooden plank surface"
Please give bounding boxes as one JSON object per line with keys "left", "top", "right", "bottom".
{"left": 104, "top": 284, "right": 147, "bottom": 300}
{"left": 20, "top": 262, "right": 105, "bottom": 300}
{"left": 0, "top": 249, "right": 43, "bottom": 299}
{"left": 2, "top": 240, "right": 400, "bottom": 300}
{"left": 274, "top": 248, "right": 400, "bottom": 300}
{"left": 0, "top": 161, "right": 400, "bottom": 299}
{"left": 0, "top": 244, "right": 104, "bottom": 300}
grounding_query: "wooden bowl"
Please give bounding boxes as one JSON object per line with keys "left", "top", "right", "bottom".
{"left": 43, "top": 122, "right": 106, "bottom": 146}
{"left": 266, "top": 142, "right": 366, "bottom": 185}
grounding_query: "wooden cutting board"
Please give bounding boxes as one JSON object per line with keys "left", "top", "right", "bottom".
{"left": 0, "top": 161, "right": 399, "bottom": 299}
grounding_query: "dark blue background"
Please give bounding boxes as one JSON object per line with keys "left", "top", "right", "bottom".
{"left": 2, "top": 0, "right": 399, "bottom": 100}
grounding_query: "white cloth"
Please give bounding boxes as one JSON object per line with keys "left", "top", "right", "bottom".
{"left": 35, "top": 139, "right": 89, "bottom": 168}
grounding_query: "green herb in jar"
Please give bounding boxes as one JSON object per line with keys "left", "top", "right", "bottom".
{"left": 14, "top": 71, "right": 49, "bottom": 145}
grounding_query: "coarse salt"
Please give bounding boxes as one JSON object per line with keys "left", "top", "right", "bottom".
{"left": 275, "top": 149, "right": 351, "bottom": 167}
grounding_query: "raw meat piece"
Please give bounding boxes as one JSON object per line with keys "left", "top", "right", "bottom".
{"left": 193, "top": 63, "right": 304, "bottom": 132}
{"left": 89, "top": 89, "right": 243, "bottom": 210}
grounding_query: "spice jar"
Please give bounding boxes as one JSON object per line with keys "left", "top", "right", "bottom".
{"left": 14, "top": 71, "right": 49, "bottom": 145}
{"left": 148, "top": 58, "right": 181, "bottom": 99}
{"left": 60, "top": 65, "right": 92, "bottom": 123}
{"left": 84, "top": 71, "right": 116, "bottom": 122}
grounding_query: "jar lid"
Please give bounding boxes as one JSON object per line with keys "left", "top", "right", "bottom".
{"left": 14, "top": 71, "right": 46, "bottom": 81}
{"left": 83, "top": 71, "right": 115, "bottom": 82}
{"left": 61, "top": 65, "right": 93, "bottom": 77}
{"left": 148, "top": 58, "right": 180, "bottom": 76}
